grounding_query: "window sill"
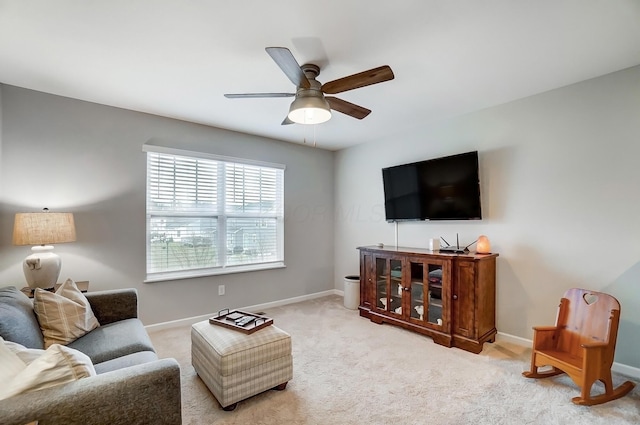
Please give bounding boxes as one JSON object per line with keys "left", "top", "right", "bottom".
{"left": 144, "top": 262, "right": 286, "bottom": 283}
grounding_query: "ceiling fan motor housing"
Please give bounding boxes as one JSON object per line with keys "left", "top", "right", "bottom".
{"left": 301, "top": 63, "right": 321, "bottom": 80}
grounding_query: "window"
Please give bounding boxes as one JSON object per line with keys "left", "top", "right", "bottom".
{"left": 143, "top": 145, "right": 285, "bottom": 281}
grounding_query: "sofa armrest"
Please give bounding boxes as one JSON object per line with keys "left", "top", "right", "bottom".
{"left": 85, "top": 289, "right": 138, "bottom": 325}
{"left": 0, "top": 358, "right": 181, "bottom": 425}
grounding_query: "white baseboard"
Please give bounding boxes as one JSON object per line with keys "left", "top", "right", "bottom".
{"left": 497, "top": 331, "right": 640, "bottom": 380}
{"left": 146, "top": 292, "right": 640, "bottom": 380}
{"left": 496, "top": 331, "right": 532, "bottom": 346}
{"left": 145, "top": 289, "right": 340, "bottom": 332}
{"left": 612, "top": 362, "right": 640, "bottom": 380}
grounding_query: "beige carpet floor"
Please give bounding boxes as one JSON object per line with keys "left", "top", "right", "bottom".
{"left": 148, "top": 295, "right": 640, "bottom": 425}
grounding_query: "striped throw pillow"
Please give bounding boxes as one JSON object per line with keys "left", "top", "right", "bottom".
{"left": 33, "top": 279, "right": 100, "bottom": 348}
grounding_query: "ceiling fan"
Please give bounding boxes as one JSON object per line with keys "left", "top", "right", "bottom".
{"left": 224, "top": 47, "right": 394, "bottom": 125}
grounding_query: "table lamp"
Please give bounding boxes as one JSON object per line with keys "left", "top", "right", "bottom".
{"left": 476, "top": 235, "right": 491, "bottom": 254}
{"left": 12, "top": 209, "right": 76, "bottom": 290}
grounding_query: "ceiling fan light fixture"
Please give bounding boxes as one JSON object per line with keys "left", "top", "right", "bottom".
{"left": 287, "top": 95, "right": 332, "bottom": 125}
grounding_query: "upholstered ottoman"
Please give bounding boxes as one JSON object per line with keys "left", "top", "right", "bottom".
{"left": 191, "top": 320, "right": 293, "bottom": 410}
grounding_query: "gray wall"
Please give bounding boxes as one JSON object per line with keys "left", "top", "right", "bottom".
{"left": 334, "top": 65, "right": 640, "bottom": 369}
{"left": 0, "top": 85, "right": 335, "bottom": 325}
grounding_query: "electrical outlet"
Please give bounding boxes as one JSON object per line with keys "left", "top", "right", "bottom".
{"left": 218, "top": 285, "right": 225, "bottom": 296}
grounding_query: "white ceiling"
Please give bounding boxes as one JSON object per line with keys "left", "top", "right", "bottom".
{"left": 1, "top": 1, "right": 639, "bottom": 151}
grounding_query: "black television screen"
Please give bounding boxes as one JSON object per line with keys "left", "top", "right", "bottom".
{"left": 382, "top": 151, "right": 482, "bottom": 221}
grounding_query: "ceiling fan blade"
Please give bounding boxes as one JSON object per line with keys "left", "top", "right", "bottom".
{"left": 326, "top": 96, "right": 371, "bottom": 120}
{"left": 281, "top": 116, "right": 294, "bottom": 125}
{"left": 265, "top": 47, "right": 311, "bottom": 89}
{"left": 321, "top": 65, "right": 394, "bottom": 94}
{"left": 224, "top": 93, "right": 294, "bottom": 99}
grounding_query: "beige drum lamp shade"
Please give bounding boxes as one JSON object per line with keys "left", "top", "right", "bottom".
{"left": 13, "top": 210, "right": 76, "bottom": 289}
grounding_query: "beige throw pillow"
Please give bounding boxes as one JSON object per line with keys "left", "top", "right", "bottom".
{"left": 0, "top": 340, "right": 95, "bottom": 400}
{"left": 0, "top": 337, "right": 28, "bottom": 389}
{"left": 2, "top": 338, "right": 45, "bottom": 364}
{"left": 34, "top": 279, "right": 100, "bottom": 348}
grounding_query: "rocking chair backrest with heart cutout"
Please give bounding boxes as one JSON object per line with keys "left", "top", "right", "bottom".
{"left": 556, "top": 288, "right": 620, "bottom": 366}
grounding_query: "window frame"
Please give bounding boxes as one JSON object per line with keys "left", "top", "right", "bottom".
{"left": 143, "top": 144, "right": 286, "bottom": 282}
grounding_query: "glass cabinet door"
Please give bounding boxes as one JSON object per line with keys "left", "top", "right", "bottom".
{"left": 374, "top": 258, "right": 388, "bottom": 312}
{"left": 409, "top": 261, "right": 425, "bottom": 322}
{"left": 408, "top": 259, "right": 444, "bottom": 327}
{"left": 426, "top": 263, "right": 443, "bottom": 326}
{"left": 374, "top": 257, "right": 403, "bottom": 315}
{"left": 389, "top": 259, "right": 402, "bottom": 315}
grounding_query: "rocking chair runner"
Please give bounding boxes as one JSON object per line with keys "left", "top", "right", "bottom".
{"left": 522, "top": 288, "right": 635, "bottom": 405}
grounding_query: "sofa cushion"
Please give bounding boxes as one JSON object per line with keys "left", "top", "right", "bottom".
{"left": 33, "top": 279, "right": 100, "bottom": 348}
{"left": 0, "top": 286, "right": 45, "bottom": 349}
{"left": 0, "top": 339, "right": 95, "bottom": 400}
{"left": 68, "top": 318, "right": 155, "bottom": 364}
{"left": 94, "top": 351, "right": 159, "bottom": 374}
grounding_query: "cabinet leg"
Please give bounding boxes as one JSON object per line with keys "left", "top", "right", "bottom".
{"left": 371, "top": 316, "right": 384, "bottom": 325}
{"left": 431, "top": 334, "right": 453, "bottom": 348}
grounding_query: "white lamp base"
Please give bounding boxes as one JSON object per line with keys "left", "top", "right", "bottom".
{"left": 23, "top": 245, "right": 62, "bottom": 290}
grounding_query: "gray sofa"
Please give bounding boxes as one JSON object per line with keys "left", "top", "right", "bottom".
{"left": 0, "top": 286, "right": 182, "bottom": 425}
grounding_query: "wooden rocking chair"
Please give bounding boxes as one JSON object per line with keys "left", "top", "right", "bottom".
{"left": 522, "top": 288, "right": 635, "bottom": 405}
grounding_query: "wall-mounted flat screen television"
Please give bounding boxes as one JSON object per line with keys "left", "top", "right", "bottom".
{"left": 382, "top": 151, "right": 482, "bottom": 221}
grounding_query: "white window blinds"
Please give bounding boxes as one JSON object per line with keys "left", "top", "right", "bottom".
{"left": 144, "top": 146, "right": 285, "bottom": 281}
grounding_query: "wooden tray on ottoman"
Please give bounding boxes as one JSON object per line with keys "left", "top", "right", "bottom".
{"left": 209, "top": 309, "right": 273, "bottom": 334}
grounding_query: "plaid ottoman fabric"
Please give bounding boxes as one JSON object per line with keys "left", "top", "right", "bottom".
{"left": 191, "top": 320, "right": 293, "bottom": 408}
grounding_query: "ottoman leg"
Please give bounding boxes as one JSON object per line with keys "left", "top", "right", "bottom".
{"left": 221, "top": 382, "right": 288, "bottom": 411}
{"left": 222, "top": 402, "right": 238, "bottom": 411}
{"left": 273, "top": 382, "right": 288, "bottom": 391}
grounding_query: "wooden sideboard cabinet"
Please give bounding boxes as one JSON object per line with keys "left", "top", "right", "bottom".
{"left": 357, "top": 246, "right": 498, "bottom": 354}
